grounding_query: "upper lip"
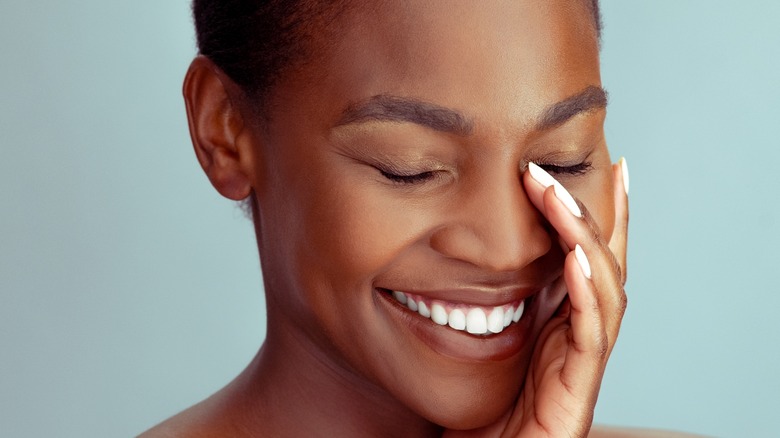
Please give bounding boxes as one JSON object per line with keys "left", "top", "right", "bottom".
{"left": 376, "top": 257, "right": 563, "bottom": 307}
{"left": 378, "top": 285, "right": 540, "bottom": 307}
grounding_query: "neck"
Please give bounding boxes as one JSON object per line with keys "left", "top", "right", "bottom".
{"left": 226, "top": 322, "right": 443, "bottom": 437}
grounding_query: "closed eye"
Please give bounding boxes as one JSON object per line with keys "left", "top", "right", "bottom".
{"left": 539, "top": 161, "right": 593, "bottom": 176}
{"left": 379, "top": 169, "right": 437, "bottom": 184}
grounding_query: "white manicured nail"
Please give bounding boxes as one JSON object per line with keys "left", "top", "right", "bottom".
{"left": 553, "top": 183, "right": 582, "bottom": 218}
{"left": 620, "top": 157, "right": 630, "bottom": 195}
{"left": 527, "top": 162, "right": 557, "bottom": 188}
{"left": 574, "top": 244, "right": 592, "bottom": 279}
{"left": 529, "top": 162, "right": 582, "bottom": 217}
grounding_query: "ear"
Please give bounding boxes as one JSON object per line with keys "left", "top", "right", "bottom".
{"left": 182, "top": 55, "right": 257, "bottom": 201}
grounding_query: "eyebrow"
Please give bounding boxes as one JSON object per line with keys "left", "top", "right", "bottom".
{"left": 335, "top": 86, "right": 607, "bottom": 135}
{"left": 535, "top": 86, "right": 608, "bottom": 131}
{"left": 335, "top": 94, "right": 474, "bottom": 135}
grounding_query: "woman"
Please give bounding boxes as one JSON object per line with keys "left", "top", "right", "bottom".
{"left": 143, "top": 1, "right": 651, "bottom": 436}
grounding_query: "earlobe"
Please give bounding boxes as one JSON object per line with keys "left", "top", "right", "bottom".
{"left": 183, "top": 55, "right": 255, "bottom": 201}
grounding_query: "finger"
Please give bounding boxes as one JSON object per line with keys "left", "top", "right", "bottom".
{"left": 523, "top": 163, "right": 551, "bottom": 217}
{"left": 525, "top": 168, "right": 616, "bottom": 293}
{"left": 524, "top": 163, "right": 626, "bottom": 347}
{"left": 540, "top": 184, "right": 624, "bottom": 352}
{"left": 522, "top": 163, "right": 572, "bottom": 254}
{"left": 607, "top": 158, "right": 629, "bottom": 285}
{"left": 523, "top": 162, "right": 621, "bottom": 293}
{"left": 504, "top": 248, "right": 611, "bottom": 438}
{"left": 526, "top": 247, "right": 604, "bottom": 436}
{"left": 560, "top": 245, "right": 607, "bottom": 395}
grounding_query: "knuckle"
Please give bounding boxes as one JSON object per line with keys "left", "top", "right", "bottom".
{"left": 610, "top": 252, "right": 627, "bottom": 286}
{"left": 579, "top": 202, "right": 599, "bottom": 235}
{"left": 594, "top": 333, "right": 609, "bottom": 359}
{"left": 617, "top": 289, "right": 628, "bottom": 316}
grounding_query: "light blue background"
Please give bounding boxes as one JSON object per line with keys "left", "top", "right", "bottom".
{"left": 1, "top": 1, "right": 777, "bottom": 437}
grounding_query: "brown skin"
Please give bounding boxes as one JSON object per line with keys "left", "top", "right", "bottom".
{"left": 142, "top": 1, "right": 639, "bottom": 437}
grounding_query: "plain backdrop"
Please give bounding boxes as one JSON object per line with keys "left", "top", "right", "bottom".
{"left": 1, "top": 1, "right": 778, "bottom": 437}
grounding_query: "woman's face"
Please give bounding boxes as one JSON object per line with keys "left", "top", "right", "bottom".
{"left": 249, "top": 0, "right": 614, "bottom": 429}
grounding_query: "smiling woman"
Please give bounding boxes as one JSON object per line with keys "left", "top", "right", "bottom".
{"left": 141, "top": 1, "right": 657, "bottom": 437}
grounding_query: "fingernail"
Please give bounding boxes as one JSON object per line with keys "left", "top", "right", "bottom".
{"left": 620, "top": 157, "right": 630, "bottom": 195}
{"left": 553, "top": 182, "right": 582, "bottom": 218}
{"left": 527, "top": 162, "right": 557, "bottom": 188}
{"left": 574, "top": 244, "right": 592, "bottom": 279}
{"left": 528, "top": 162, "right": 582, "bottom": 218}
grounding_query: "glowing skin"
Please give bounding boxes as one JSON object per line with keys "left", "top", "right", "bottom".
{"left": 241, "top": 1, "right": 615, "bottom": 430}
{"left": 144, "top": 1, "right": 634, "bottom": 437}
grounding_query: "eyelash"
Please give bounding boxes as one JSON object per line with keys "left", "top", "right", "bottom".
{"left": 378, "top": 161, "right": 592, "bottom": 185}
{"left": 379, "top": 169, "right": 437, "bottom": 184}
{"left": 537, "top": 161, "right": 593, "bottom": 176}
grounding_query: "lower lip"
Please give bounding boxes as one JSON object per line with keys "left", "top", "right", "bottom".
{"left": 376, "top": 289, "right": 537, "bottom": 362}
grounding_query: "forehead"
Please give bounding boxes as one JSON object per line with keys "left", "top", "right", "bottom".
{"left": 269, "top": 0, "right": 601, "bottom": 135}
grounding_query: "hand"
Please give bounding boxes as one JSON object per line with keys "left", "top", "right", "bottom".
{"left": 445, "top": 159, "right": 629, "bottom": 438}
{"left": 513, "top": 159, "right": 629, "bottom": 437}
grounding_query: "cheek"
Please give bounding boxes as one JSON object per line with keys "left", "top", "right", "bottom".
{"left": 304, "top": 181, "right": 435, "bottom": 282}
{"left": 268, "top": 156, "right": 437, "bottom": 330}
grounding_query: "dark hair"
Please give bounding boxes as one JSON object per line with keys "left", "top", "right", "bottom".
{"left": 193, "top": 0, "right": 349, "bottom": 111}
{"left": 192, "top": 1, "right": 601, "bottom": 216}
{"left": 192, "top": 0, "right": 602, "bottom": 109}
{"left": 589, "top": 0, "right": 603, "bottom": 40}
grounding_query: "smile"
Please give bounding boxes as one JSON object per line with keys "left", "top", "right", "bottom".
{"left": 388, "top": 290, "right": 525, "bottom": 336}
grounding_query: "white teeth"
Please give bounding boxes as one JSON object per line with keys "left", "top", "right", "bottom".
{"left": 431, "top": 303, "right": 448, "bottom": 325}
{"left": 503, "top": 305, "right": 514, "bottom": 327}
{"left": 448, "top": 309, "right": 466, "bottom": 330}
{"left": 418, "top": 301, "right": 431, "bottom": 318}
{"left": 388, "top": 291, "right": 526, "bottom": 335}
{"left": 513, "top": 301, "right": 525, "bottom": 323}
{"left": 466, "top": 308, "right": 488, "bottom": 334}
{"left": 487, "top": 306, "right": 505, "bottom": 334}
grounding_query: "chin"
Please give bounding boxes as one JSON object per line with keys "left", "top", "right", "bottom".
{"left": 404, "top": 358, "right": 529, "bottom": 431}
{"left": 424, "top": 389, "right": 518, "bottom": 431}
{"left": 365, "top": 281, "right": 565, "bottom": 432}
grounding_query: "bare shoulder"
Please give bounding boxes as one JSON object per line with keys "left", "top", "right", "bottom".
{"left": 137, "top": 398, "right": 240, "bottom": 438}
{"left": 590, "top": 425, "right": 711, "bottom": 438}
{"left": 138, "top": 419, "right": 185, "bottom": 438}
{"left": 137, "top": 407, "right": 213, "bottom": 438}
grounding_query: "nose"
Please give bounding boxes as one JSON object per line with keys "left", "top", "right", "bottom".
{"left": 429, "top": 168, "right": 551, "bottom": 273}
